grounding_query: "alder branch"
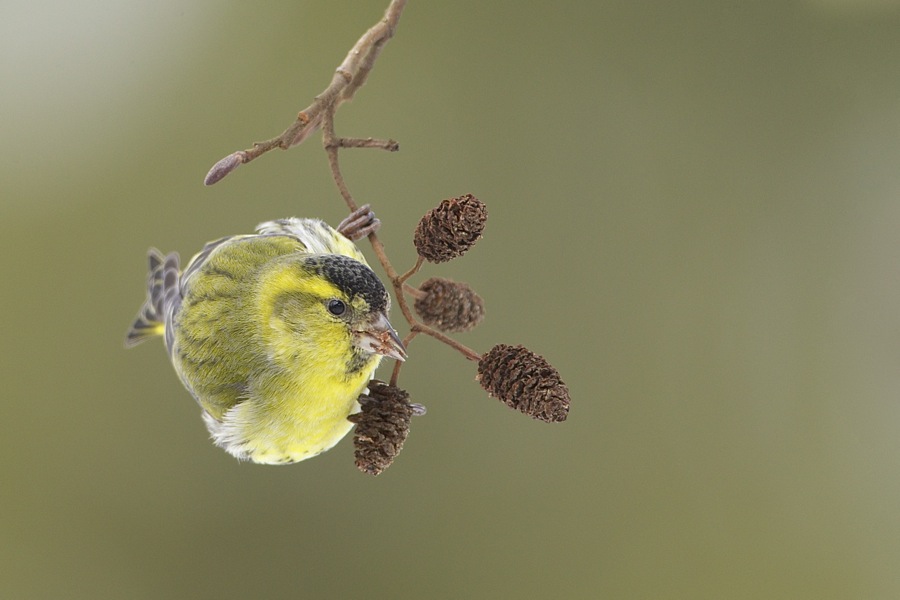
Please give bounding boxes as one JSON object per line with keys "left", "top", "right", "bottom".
{"left": 204, "top": 0, "right": 407, "bottom": 186}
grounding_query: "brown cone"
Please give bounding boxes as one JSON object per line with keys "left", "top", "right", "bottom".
{"left": 476, "top": 344, "right": 570, "bottom": 423}
{"left": 413, "top": 194, "right": 487, "bottom": 263}
{"left": 414, "top": 277, "right": 485, "bottom": 333}
{"left": 348, "top": 381, "right": 417, "bottom": 475}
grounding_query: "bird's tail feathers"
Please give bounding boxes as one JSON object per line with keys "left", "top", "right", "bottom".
{"left": 125, "top": 248, "right": 181, "bottom": 348}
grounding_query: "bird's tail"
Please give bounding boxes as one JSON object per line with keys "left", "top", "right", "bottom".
{"left": 125, "top": 248, "right": 181, "bottom": 348}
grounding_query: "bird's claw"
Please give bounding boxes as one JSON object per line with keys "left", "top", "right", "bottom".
{"left": 337, "top": 204, "right": 381, "bottom": 241}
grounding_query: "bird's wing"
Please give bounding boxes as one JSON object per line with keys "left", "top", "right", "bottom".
{"left": 173, "top": 233, "right": 305, "bottom": 420}
{"left": 180, "top": 234, "right": 245, "bottom": 290}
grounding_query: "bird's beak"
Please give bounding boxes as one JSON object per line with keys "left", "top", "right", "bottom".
{"left": 354, "top": 312, "right": 407, "bottom": 361}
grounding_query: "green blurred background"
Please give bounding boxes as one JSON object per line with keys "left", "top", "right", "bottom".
{"left": 4, "top": 1, "right": 900, "bottom": 598}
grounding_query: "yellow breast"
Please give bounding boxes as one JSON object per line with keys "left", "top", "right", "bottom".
{"left": 205, "top": 357, "right": 379, "bottom": 464}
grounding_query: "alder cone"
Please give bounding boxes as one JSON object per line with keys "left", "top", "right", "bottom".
{"left": 413, "top": 194, "right": 487, "bottom": 263}
{"left": 414, "top": 277, "right": 485, "bottom": 333}
{"left": 348, "top": 381, "right": 415, "bottom": 475}
{"left": 476, "top": 344, "right": 570, "bottom": 423}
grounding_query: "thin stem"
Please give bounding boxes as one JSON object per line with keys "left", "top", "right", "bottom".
{"left": 322, "top": 108, "right": 357, "bottom": 213}
{"left": 398, "top": 255, "right": 424, "bottom": 285}
{"left": 411, "top": 323, "right": 481, "bottom": 362}
{"left": 390, "top": 330, "right": 419, "bottom": 386}
{"left": 337, "top": 137, "right": 400, "bottom": 151}
{"left": 390, "top": 360, "right": 403, "bottom": 387}
{"left": 401, "top": 330, "right": 419, "bottom": 347}
{"left": 403, "top": 283, "right": 425, "bottom": 299}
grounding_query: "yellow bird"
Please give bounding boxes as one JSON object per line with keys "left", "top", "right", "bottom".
{"left": 125, "top": 208, "right": 405, "bottom": 464}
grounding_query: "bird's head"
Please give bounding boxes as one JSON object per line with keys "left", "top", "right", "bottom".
{"left": 261, "top": 254, "right": 405, "bottom": 372}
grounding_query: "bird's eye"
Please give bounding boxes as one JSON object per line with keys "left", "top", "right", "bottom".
{"left": 327, "top": 299, "right": 346, "bottom": 316}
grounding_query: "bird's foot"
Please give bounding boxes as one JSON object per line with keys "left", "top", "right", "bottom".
{"left": 337, "top": 204, "right": 381, "bottom": 241}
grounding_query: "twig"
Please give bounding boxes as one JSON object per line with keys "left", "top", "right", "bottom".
{"left": 337, "top": 137, "right": 400, "bottom": 151}
{"left": 403, "top": 283, "right": 426, "bottom": 300}
{"left": 204, "top": 0, "right": 408, "bottom": 186}
{"left": 410, "top": 323, "right": 481, "bottom": 362}
{"left": 398, "top": 256, "right": 425, "bottom": 285}
{"left": 391, "top": 330, "right": 419, "bottom": 386}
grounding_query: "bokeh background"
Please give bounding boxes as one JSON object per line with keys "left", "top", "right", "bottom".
{"left": 4, "top": 1, "right": 900, "bottom": 598}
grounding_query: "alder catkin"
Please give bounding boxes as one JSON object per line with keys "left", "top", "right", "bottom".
{"left": 348, "top": 381, "right": 417, "bottom": 475}
{"left": 413, "top": 194, "right": 487, "bottom": 263}
{"left": 476, "top": 344, "right": 570, "bottom": 423}
{"left": 414, "top": 277, "right": 485, "bottom": 333}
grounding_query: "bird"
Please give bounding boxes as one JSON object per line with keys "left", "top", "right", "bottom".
{"left": 125, "top": 205, "right": 406, "bottom": 464}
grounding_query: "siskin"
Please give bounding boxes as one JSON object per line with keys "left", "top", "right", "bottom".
{"left": 125, "top": 208, "right": 406, "bottom": 464}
